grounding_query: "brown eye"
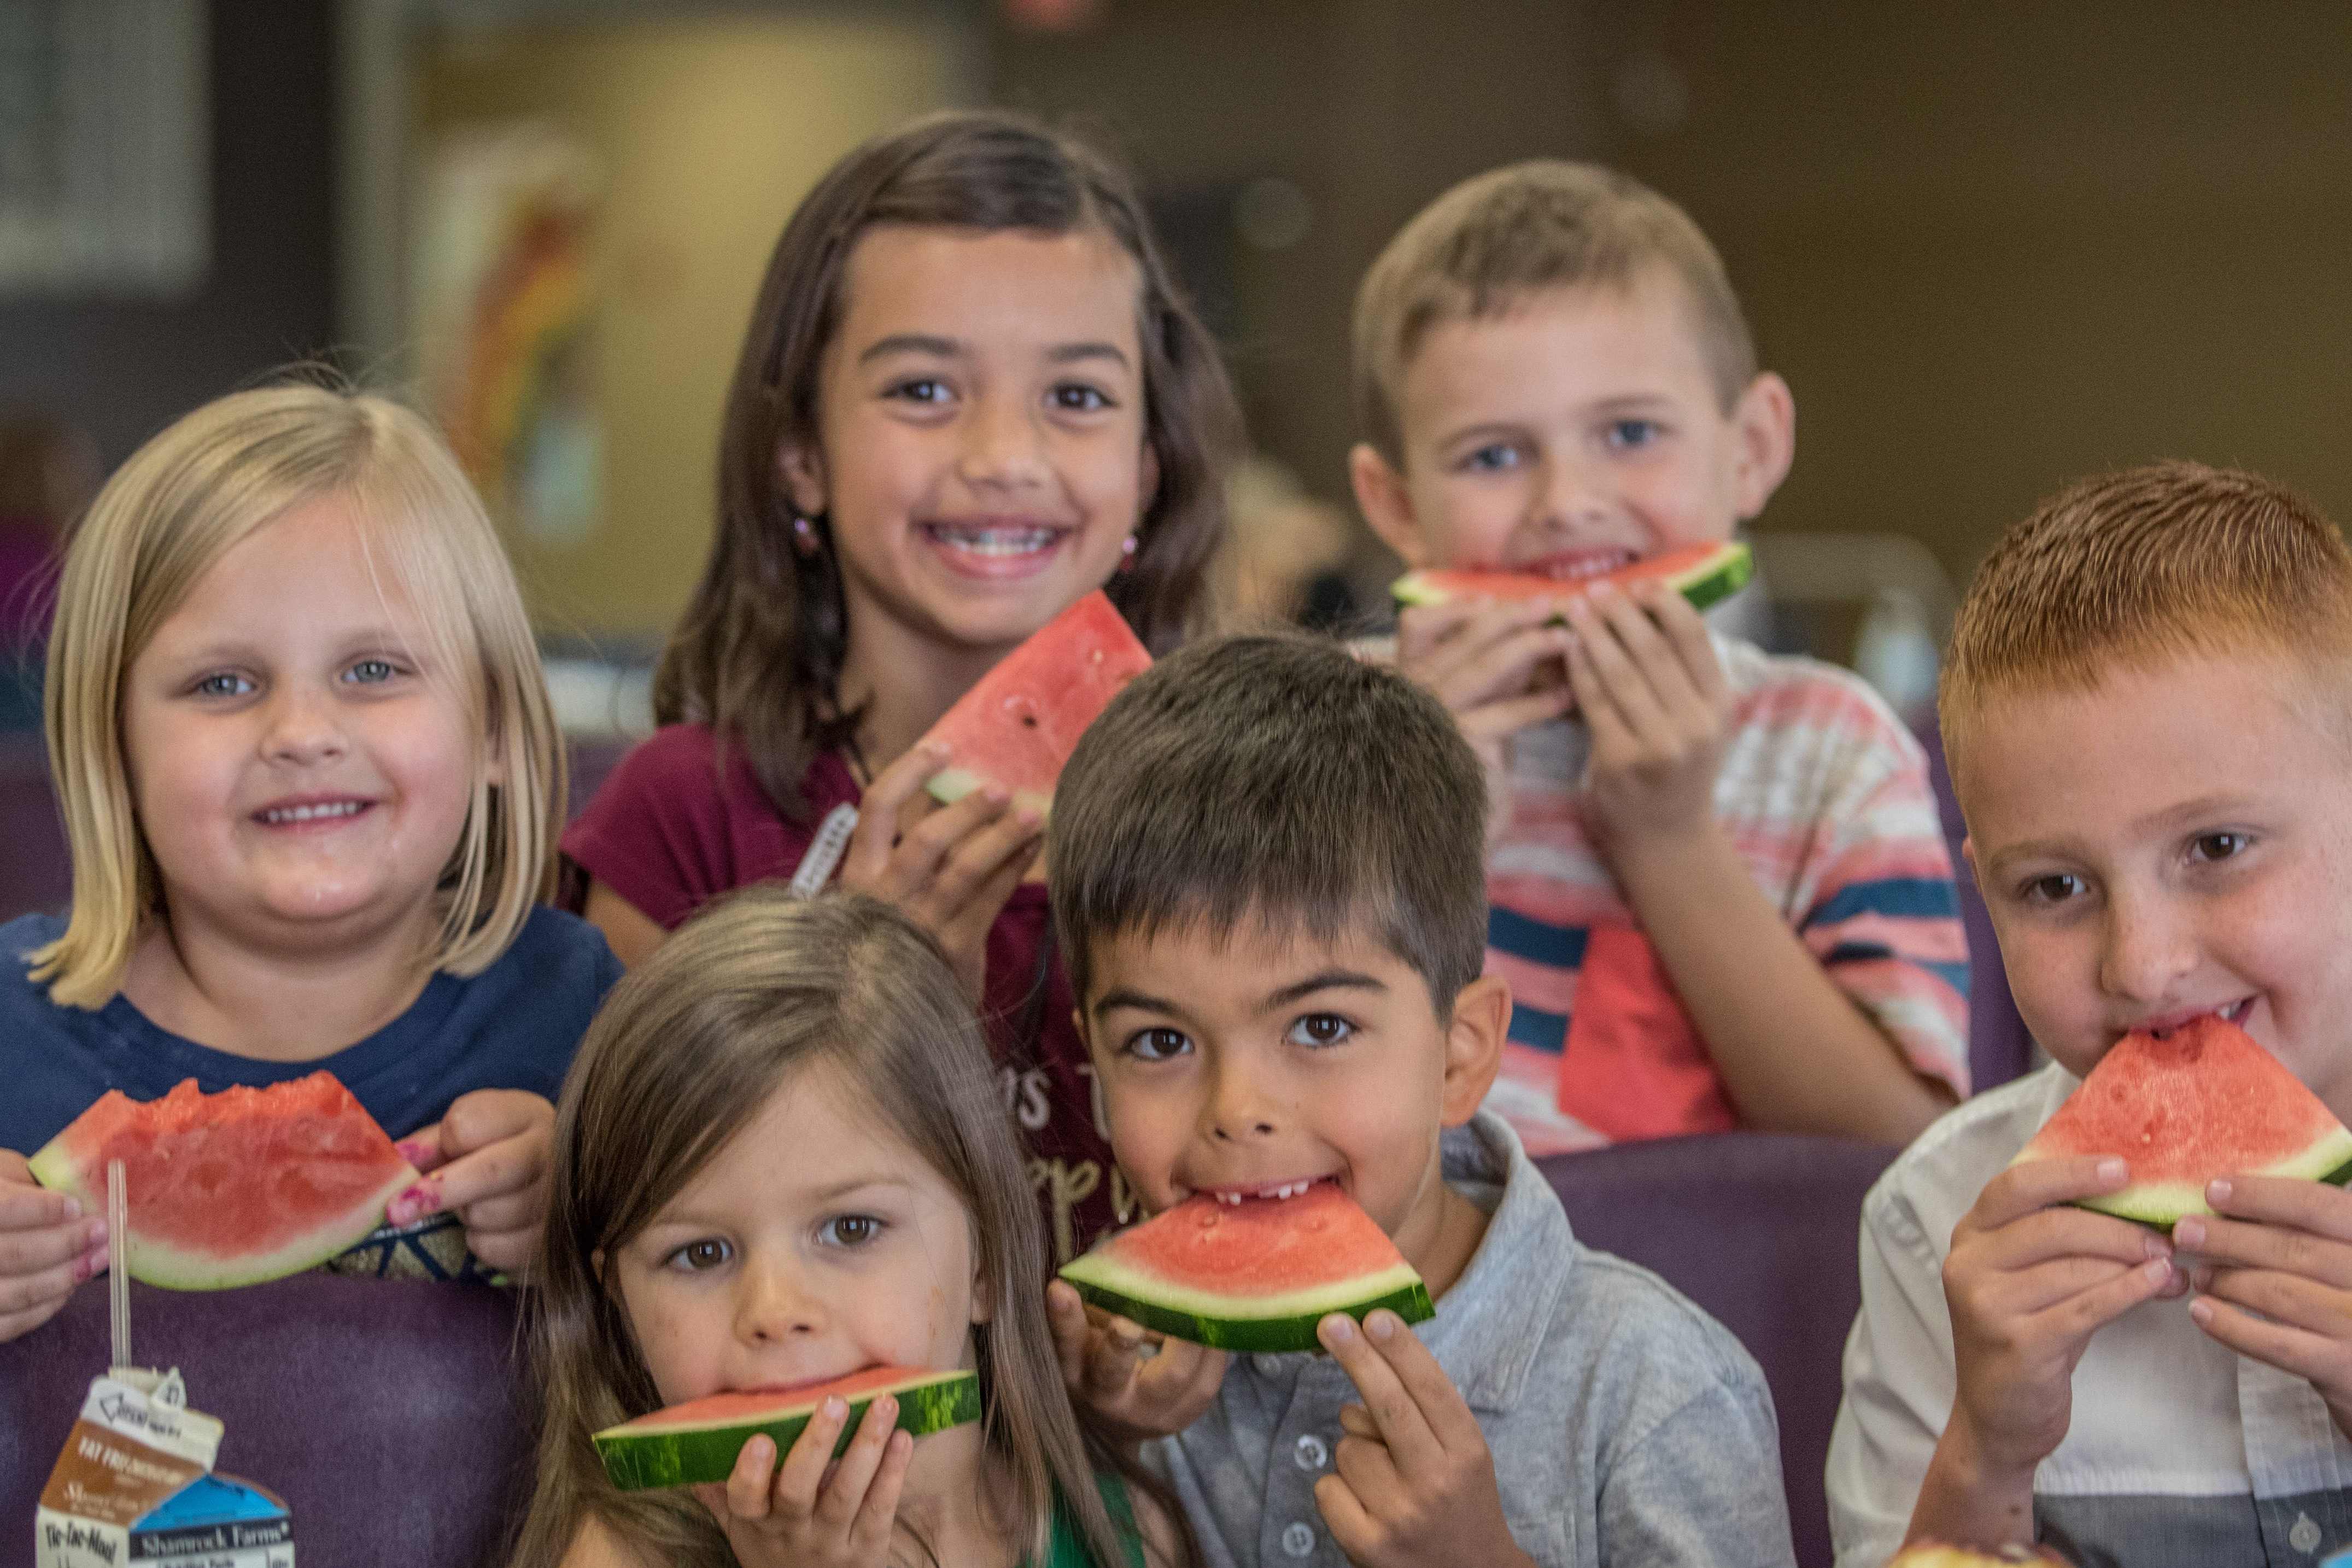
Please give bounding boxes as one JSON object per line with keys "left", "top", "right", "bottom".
{"left": 1286, "top": 1014, "right": 1353, "bottom": 1048}
{"left": 670, "top": 1238, "right": 730, "bottom": 1272}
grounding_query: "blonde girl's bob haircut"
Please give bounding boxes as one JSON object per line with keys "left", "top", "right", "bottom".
{"left": 33, "top": 381, "right": 562, "bottom": 1009}
{"left": 513, "top": 888, "right": 1192, "bottom": 1568}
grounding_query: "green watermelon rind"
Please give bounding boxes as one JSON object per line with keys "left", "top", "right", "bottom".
{"left": 27, "top": 1085, "right": 418, "bottom": 1291}
{"left": 1391, "top": 541, "right": 1755, "bottom": 617}
{"left": 593, "top": 1369, "right": 981, "bottom": 1491}
{"left": 1058, "top": 1253, "right": 1436, "bottom": 1354}
{"left": 922, "top": 765, "right": 1055, "bottom": 820}
{"left": 2067, "top": 1125, "right": 2352, "bottom": 1229}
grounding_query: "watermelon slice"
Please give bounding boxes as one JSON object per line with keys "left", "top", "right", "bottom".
{"left": 2011, "top": 1014, "right": 2352, "bottom": 1227}
{"left": 1058, "top": 1180, "right": 1435, "bottom": 1353}
{"left": 28, "top": 1074, "right": 417, "bottom": 1290}
{"left": 1391, "top": 540, "right": 1753, "bottom": 617}
{"left": 593, "top": 1367, "right": 981, "bottom": 1490}
{"left": 918, "top": 590, "right": 1151, "bottom": 818}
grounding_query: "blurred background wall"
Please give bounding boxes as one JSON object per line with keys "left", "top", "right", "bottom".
{"left": 5, "top": 0, "right": 2352, "bottom": 654}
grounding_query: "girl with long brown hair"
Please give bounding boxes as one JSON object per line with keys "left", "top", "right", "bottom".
{"left": 513, "top": 888, "right": 1195, "bottom": 1568}
{"left": 561, "top": 109, "right": 1239, "bottom": 1262}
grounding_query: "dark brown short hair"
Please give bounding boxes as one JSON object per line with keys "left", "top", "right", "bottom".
{"left": 1353, "top": 160, "right": 1754, "bottom": 463}
{"left": 1048, "top": 634, "right": 1489, "bottom": 1010}
{"left": 1941, "top": 461, "right": 2352, "bottom": 768}
{"left": 658, "top": 108, "right": 1241, "bottom": 817}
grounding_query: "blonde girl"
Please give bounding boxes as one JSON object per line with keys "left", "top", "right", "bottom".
{"left": 516, "top": 887, "right": 1193, "bottom": 1568}
{"left": 0, "top": 383, "right": 622, "bottom": 1341}
{"left": 561, "top": 109, "right": 1240, "bottom": 1263}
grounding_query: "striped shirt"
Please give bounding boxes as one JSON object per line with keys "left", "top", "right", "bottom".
{"left": 1483, "top": 635, "right": 1970, "bottom": 1154}
{"left": 1829, "top": 1063, "right": 2352, "bottom": 1567}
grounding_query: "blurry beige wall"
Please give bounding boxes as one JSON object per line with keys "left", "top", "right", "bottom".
{"left": 416, "top": 14, "right": 959, "bottom": 638}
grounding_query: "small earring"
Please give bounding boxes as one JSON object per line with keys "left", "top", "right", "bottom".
{"left": 792, "top": 515, "right": 820, "bottom": 557}
{"left": 1116, "top": 533, "right": 1139, "bottom": 573}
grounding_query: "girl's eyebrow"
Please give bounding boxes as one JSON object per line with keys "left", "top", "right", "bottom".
{"left": 858, "top": 332, "right": 961, "bottom": 362}
{"left": 1046, "top": 341, "right": 1130, "bottom": 368}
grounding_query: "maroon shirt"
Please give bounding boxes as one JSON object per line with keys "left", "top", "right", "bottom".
{"left": 563, "top": 723, "right": 1126, "bottom": 1260}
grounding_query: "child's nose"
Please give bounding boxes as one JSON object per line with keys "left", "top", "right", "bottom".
{"left": 259, "top": 682, "right": 348, "bottom": 763}
{"left": 1203, "top": 1058, "right": 1278, "bottom": 1143}
{"left": 1529, "top": 452, "right": 1612, "bottom": 535}
{"left": 2099, "top": 893, "right": 2198, "bottom": 1002}
{"left": 733, "top": 1252, "right": 825, "bottom": 1344}
{"left": 957, "top": 391, "right": 1049, "bottom": 491}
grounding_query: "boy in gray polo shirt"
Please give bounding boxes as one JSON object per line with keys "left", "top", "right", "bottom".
{"left": 1044, "top": 634, "right": 1795, "bottom": 1568}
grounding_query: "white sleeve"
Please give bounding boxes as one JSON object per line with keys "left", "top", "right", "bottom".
{"left": 1826, "top": 1176, "right": 1962, "bottom": 1568}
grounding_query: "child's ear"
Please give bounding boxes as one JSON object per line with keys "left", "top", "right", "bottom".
{"left": 1438, "top": 974, "right": 1511, "bottom": 1127}
{"left": 1350, "top": 443, "right": 1430, "bottom": 569}
{"left": 1961, "top": 835, "right": 1977, "bottom": 886}
{"left": 969, "top": 1256, "right": 994, "bottom": 1326}
{"left": 1139, "top": 441, "right": 1161, "bottom": 516}
{"left": 774, "top": 438, "right": 828, "bottom": 519}
{"left": 1729, "top": 371, "right": 1797, "bottom": 522}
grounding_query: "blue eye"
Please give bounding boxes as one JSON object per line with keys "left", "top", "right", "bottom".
{"left": 1285, "top": 1014, "right": 1353, "bottom": 1049}
{"left": 1460, "top": 443, "right": 1521, "bottom": 473}
{"left": 1125, "top": 1027, "right": 1191, "bottom": 1063}
{"left": 191, "top": 672, "right": 254, "bottom": 699}
{"left": 1604, "top": 419, "right": 1661, "bottom": 452}
{"left": 820, "top": 1214, "right": 884, "bottom": 1249}
{"left": 667, "top": 1237, "right": 732, "bottom": 1272}
{"left": 346, "top": 658, "right": 397, "bottom": 685}
{"left": 1049, "top": 382, "right": 1113, "bottom": 412}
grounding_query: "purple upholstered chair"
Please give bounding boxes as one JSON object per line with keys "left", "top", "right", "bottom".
{"left": 1912, "top": 713, "right": 2036, "bottom": 1093}
{"left": 0, "top": 731, "right": 69, "bottom": 923}
{"left": 1541, "top": 1132, "right": 1899, "bottom": 1568}
{"left": 1, "top": 1275, "right": 534, "bottom": 1566}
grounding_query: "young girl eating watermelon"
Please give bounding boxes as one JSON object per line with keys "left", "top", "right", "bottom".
{"left": 0, "top": 383, "right": 621, "bottom": 1342}
{"left": 560, "top": 109, "right": 1237, "bottom": 1263}
{"left": 513, "top": 887, "right": 1191, "bottom": 1568}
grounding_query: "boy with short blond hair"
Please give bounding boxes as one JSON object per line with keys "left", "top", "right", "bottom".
{"left": 1828, "top": 462, "right": 2352, "bottom": 1566}
{"left": 1353, "top": 161, "right": 1969, "bottom": 1152}
{"left": 1046, "top": 633, "right": 1794, "bottom": 1568}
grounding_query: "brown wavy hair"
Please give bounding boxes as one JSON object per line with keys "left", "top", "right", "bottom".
{"left": 511, "top": 888, "right": 1196, "bottom": 1568}
{"left": 655, "top": 109, "right": 1239, "bottom": 819}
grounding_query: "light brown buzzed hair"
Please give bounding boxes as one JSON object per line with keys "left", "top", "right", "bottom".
{"left": 1351, "top": 160, "right": 1757, "bottom": 464}
{"left": 1941, "top": 461, "right": 2352, "bottom": 766}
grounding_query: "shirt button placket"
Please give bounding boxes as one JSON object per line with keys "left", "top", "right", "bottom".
{"left": 1294, "top": 1433, "right": 1328, "bottom": 1471}
{"left": 1280, "top": 1520, "right": 1315, "bottom": 1558}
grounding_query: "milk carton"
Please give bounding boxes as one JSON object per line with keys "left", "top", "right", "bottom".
{"left": 33, "top": 1368, "right": 292, "bottom": 1567}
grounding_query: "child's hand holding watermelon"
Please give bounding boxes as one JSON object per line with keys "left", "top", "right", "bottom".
{"left": 1911, "top": 1155, "right": 2183, "bottom": 1552}
{"left": 688, "top": 1394, "right": 914, "bottom": 1568}
{"left": 1045, "top": 1278, "right": 1230, "bottom": 1447}
{"left": 1310, "top": 1308, "right": 1537, "bottom": 1568}
{"left": 2174, "top": 1175, "right": 2352, "bottom": 1441}
{"left": 1392, "top": 597, "right": 1577, "bottom": 846}
{"left": 383, "top": 1087, "right": 557, "bottom": 1276}
{"left": 0, "top": 1146, "right": 106, "bottom": 1341}
{"left": 838, "top": 741, "right": 1043, "bottom": 1003}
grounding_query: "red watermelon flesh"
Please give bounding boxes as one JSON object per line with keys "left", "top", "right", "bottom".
{"left": 1391, "top": 540, "right": 1753, "bottom": 617}
{"left": 1058, "top": 1180, "right": 1434, "bottom": 1353}
{"left": 2011, "top": 1014, "right": 2352, "bottom": 1226}
{"left": 918, "top": 590, "right": 1151, "bottom": 818}
{"left": 29, "top": 1073, "right": 417, "bottom": 1290}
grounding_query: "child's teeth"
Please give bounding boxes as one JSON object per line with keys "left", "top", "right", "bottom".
{"left": 262, "top": 801, "right": 362, "bottom": 824}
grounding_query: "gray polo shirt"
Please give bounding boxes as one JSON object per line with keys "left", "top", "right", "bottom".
{"left": 1151, "top": 1111, "right": 1796, "bottom": 1567}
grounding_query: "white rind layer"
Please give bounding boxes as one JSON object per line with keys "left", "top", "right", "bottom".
{"left": 1060, "top": 1251, "right": 1425, "bottom": 1322}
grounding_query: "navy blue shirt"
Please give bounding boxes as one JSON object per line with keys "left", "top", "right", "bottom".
{"left": 0, "top": 906, "right": 622, "bottom": 1154}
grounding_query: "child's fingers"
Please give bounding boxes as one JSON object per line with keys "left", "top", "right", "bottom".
{"left": 1576, "top": 588, "right": 1694, "bottom": 735}
{"left": 1963, "top": 1253, "right": 2166, "bottom": 1325}
{"left": 1419, "top": 617, "right": 1571, "bottom": 711}
{"left": 0, "top": 1213, "right": 102, "bottom": 1282}
{"left": 928, "top": 805, "right": 1043, "bottom": 923}
{"left": 437, "top": 1089, "right": 552, "bottom": 1160}
{"left": 814, "top": 1396, "right": 899, "bottom": 1532}
{"left": 1967, "top": 1156, "right": 2137, "bottom": 1231}
{"left": 396, "top": 1127, "right": 542, "bottom": 1226}
{"left": 1337, "top": 1400, "right": 1379, "bottom": 1440}
{"left": 1046, "top": 1281, "right": 1100, "bottom": 1390}
{"left": 871, "top": 787, "right": 1013, "bottom": 896}
{"left": 393, "top": 1131, "right": 449, "bottom": 1175}
{"left": 2028, "top": 1255, "right": 2179, "bottom": 1341}
{"left": 1317, "top": 1312, "right": 1444, "bottom": 1472}
{"left": 0, "top": 1247, "right": 87, "bottom": 1318}
{"left": 1957, "top": 1204, "right": 2172, "bottom": 1278}
{"left": 2201, "top": 1175, "right": 2352, "bottom": 1243}
{"left": 1634, "top": 581, "right": 1729, "bottom": 708}
{"left": 724, "top": 1434, "right": 782, "bottom": 1523}
{"left": 1360, "top": 1308, "right": 1487, "bottom": 1450}
{"left": 0, "top": 1177, "right": 83, "bottom": 1233}
{"left": 774, "top": 1399, "right": 851, "bottom": 1514}
{"left": 841, "top": 742, "right": 950, "bottom": 881}
{"left": 1459, "top": 684, "right": 1578, "bottom": 748}
{"left": 2190, "top": 1288, "right": 2352, "bottom": 1388}
{"left": 849, "top": 1430, "right": 914, "bottom": 1554}
{"left": 1561, "top": 631, "right": 1637, "bottom": 757}
{"left": 1394, "top": 599, "right": 1487, "bottom": 664}
{"left": 1313, "top": 1472, "right": 1380, "bottom": 1561}
{"left": 1081, "top": 1313, "right": 1151, "bottom": 1400}
{"left": 2175, "top": 1210, "right": 2352, "bottom": 1289}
